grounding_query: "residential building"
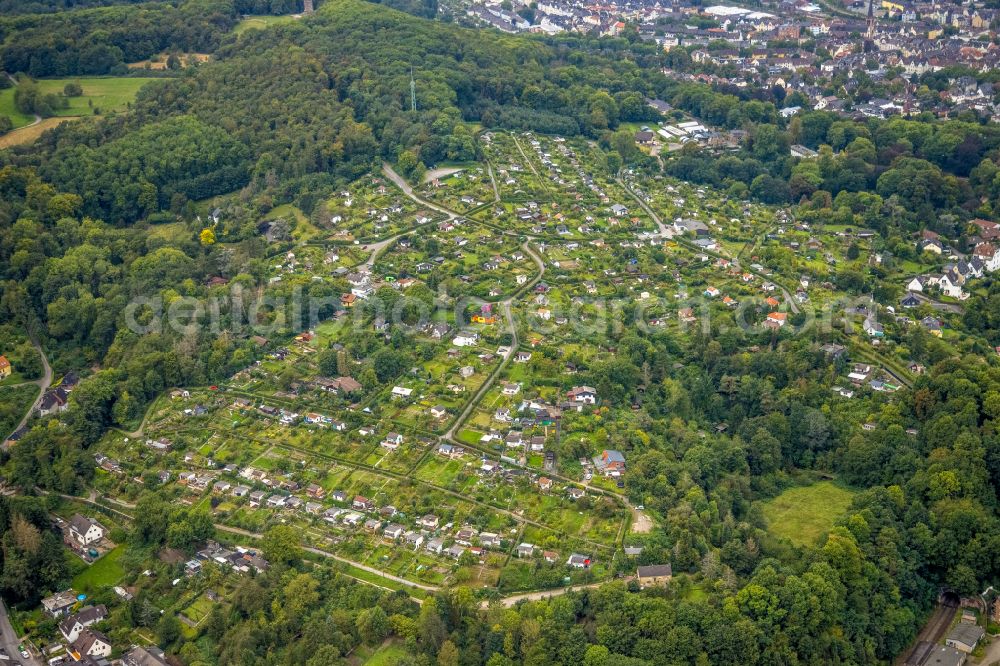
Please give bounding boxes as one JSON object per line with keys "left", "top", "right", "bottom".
{"left": 69, "top": 514, "right": 106, "bottom": 547}
{"left": 60, "top": 605, "right": 108, "bottom": 643}
{"left": 72, "top": 628, "right": 112, "bottom": 659}
{"left": 593, "top": 449, "right": 626, "bottom": 476}
{"left": 122, "top": 646, "right": 170, "bottom": 666}
{"left": 42, "top": 590, "right": 78, "bottom": 618}
{"left": 946, "top": 623, "right": 984, "bottom": 653}
{"left": 637, "top": 564, "right": 673, "bottom": 589}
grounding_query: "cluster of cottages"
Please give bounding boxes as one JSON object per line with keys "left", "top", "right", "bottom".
{"left": 421, "top": 167, "right": 487, "bottom": 209}
{"left": 184, "top": 540, "right": 269, "bottom": 577}
{"left": 817, "top": 345, "right": 905, "bottom": 398}
{"left": 40, "top": 591, "right": 170, "bottom": 666}
{"left": 487, "top": 135, "right": 650, "bottom": 236}
{"left": 385, "top": 220, "right": 530, "bottom": 296}
{"left": 163, "top": 435, "right": 610, "bottom": 569}
{"left": 326, "top": 178, "right": 432, "bottom": 240}
{"left": 229, "top": 468, "right": 597, "bottom": 568}
{"left": 373, "top": 514, "right": 595, "bottom": 570}
{"left": 907, "top": 222, "right": 1000, "bottom": 302}
{"left": 336, "top": 262, "right": 426, "bottom": 309}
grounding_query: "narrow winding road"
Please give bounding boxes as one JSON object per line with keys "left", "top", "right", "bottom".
{"left": 4, "top": 74, "right": 42, "bottom": 129}
{"left": 5, "top": 339, "right": 52, "bottom": 445}
{"left": 382, "top": 163, "right": 458, "bottom": 221}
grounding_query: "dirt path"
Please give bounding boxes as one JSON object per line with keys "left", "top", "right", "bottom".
{"left": 118, "top": 395, "right": 160, "bottom": 439}
{"left": 382, "top": 162, "right": 458, "bottom": 220}
{"left": 618, "top": 177, "right": 670, "bottom": 238}
{"left": 486, "top": 163, "right": 500, "bottom": 202}
{"left": 630, "top": 507, "right": 653, "bottom": 534}
{"left": 422, "top": 167, "right": 464, "bottom": 183}
{"left": 481, "top": 579, "right": 619, "bottom": 608}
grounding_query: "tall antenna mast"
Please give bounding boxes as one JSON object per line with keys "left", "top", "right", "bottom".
{"left": 410, "top": 68, "right": 417, "bottom": 112}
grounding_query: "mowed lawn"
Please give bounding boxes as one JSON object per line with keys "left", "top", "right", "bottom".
{"left": 72, "top": 545, "right": 125, "bottom": 593}
{"left": 761, "top": 481, "right": 856, "bottom": 547}
{"left": 34, "top": 77, "right": 156, "bottom": 117}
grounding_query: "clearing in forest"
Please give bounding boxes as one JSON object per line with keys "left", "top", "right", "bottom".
{"left": 761, "top": 480, "right": 856, "bottom": 547}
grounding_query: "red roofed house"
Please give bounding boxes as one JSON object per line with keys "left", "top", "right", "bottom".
{"left": 974, "top": 242, "right": 1000, "bottom": 272}
{"left": 765, "top": 312, "right": 787, "bottom": 328}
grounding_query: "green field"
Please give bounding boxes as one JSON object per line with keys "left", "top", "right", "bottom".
{"left": 760, "top": 481, "right": 856, "bottom": 547}
{"left": 234, "top": 14, "right": 299, "bottom": 34}
{"left": 1, "top": 78, "right": 155, "bottom": 129}
{"left": 72, "top": 544, "right": 125, "bottom": 593}
{"left": 0, "top": 88, "right": 35, "bottom": 129}
{"left": 36, "top": 77, "right": 156, "bottom": 117}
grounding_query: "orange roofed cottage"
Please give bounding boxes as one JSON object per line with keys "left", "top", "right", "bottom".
{"left": 593, "top": 449, "right": 626, "bottom": 476}
{"left": 0, "top": 355, "right": 10, "bottom": 379}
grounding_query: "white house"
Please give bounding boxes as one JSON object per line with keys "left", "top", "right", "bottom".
{"left": 566, "top": 386, "right": 597, "bottom": 404}
{"left": 72, "top": 628, "right": 112, "bottom": 659}
{"left": 501, "top": 382, "right": 521, "bottom": 396}
{"left": 453, "top": 330, "right": 479, "bottom": 347}
{"left": 381, "top": 432, "right": 404, "bottom": 450}
{"left": 69, "top": 514, "right": 106, "bottom": 547}
{"left": 938, "top": 274, "right": 966, "bottom": 299}
{"left": 973, "top": 242, "right": 1000, "bottom": 272}
{"left": 59, "top": 605, "right": 108, "bottom": 643}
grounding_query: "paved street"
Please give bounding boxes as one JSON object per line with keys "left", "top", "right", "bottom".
{"left": 0, "top": 599, "right": 40, "bottom": 666}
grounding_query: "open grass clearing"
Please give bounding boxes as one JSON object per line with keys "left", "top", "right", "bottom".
{"left": 233, "top": 14, "right": 299, "bottom": 34}
{"left": 760, "top": 481, "right": 856, "bottom": 548}
{"left": 34, "top": 77, "right": 156, "bottom": 117}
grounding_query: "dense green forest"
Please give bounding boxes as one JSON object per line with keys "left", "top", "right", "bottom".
{"left": 5, "top": 1, "right": 1000, "bottom": 664}
{"left": 0, "top": 0, "right": 160, "bottom": 14}
{"left": 0, "top": 0, "right": 238, "bottom": 76}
